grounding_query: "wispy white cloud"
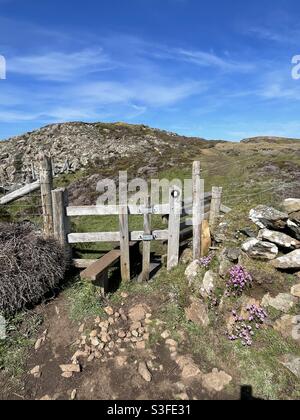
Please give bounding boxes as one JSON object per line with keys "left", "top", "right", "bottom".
{"left": 0, "top": 110, "right": 43, "bottom": 122}
{"left": 70, "top": 79, "right": 204, "bottom": 107}
{"left": 173, "top": 48, "right": 255, "bottom": 72}
{"left": 252, "top": 28, "right": 284, "bottom": 43}
{"left": 0, "top": 75, "right": 204, "bottom": 125}
{"left": 259, "top": 83, "right": 300, "bottom": 100}
{"left": 246, "top": 21, "right": 300, "bottom": 45}
{"left": 8, "top": 48, "right": 114, "bottom": 81}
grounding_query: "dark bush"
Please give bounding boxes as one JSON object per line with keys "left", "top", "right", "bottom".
{"left": 0, "top": 222, "right": 67, "bottom": 315}
{"left": 0, "top": 207, "right": 11, "bottom": 223}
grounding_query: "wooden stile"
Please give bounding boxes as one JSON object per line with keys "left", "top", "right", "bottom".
{"left": 48, "top": 159, "right": 228, "bottom": 287}
{"left": 167, "top": 186, "right": 182, "bottom": 270}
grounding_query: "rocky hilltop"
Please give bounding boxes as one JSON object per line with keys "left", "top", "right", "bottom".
{"left": 0, "top": 122, "right": 218, "bottom": 186}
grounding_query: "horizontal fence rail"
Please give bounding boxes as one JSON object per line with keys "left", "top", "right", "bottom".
{"left": 68, "top": 229, "right": 169, "bottom": 244}
{"left": 66, "top": 204, "right": 171, "bottom": 217}
{"left": 0, "top": 180, "right": 40, "bottom": 205}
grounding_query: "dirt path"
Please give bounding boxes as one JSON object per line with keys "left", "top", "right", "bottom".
{"left": 1, "top": 290, "right": 238, "bottom": 401}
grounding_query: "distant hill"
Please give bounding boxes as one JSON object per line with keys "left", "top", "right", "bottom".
{"left": 241, "top": 136, "right": 300, "bottom": 144}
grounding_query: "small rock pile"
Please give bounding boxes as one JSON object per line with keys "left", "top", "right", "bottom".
{"left": 31, "top": 302, "right": 152, "bottom": 381}
{"left": 241, "top": 199, "right": 300, "bottom": 270}
{"left": 69, "top": 304, "right": 151, "bottom": 375}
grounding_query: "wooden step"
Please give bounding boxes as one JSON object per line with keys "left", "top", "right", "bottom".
{"left": 72, "top": 259, "right": 98, "bottom": 269}
{"left": 80, "top": 249, "right": 121, "bottom": 282}
{"left": 79, "top": 241, "right": 140, "bottom": 283}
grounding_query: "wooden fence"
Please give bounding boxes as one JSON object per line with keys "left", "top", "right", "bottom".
{"left": 50, "top": 161, "right": 228, "bottom": 288}
{"left": 0, "top": 157, "right": 230, "bottom": 291}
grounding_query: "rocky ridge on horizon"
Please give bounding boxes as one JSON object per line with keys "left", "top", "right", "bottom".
{"left": 0, "top": 121, "right": 218, "bottom": 187}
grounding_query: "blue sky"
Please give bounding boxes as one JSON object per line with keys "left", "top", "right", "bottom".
{"left": 0, "top": 0, "right": 300, "bottom": 141}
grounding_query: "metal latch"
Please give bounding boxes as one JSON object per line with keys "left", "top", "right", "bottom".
{"left": 140, "top": 234, "right": 153, "bottom": 241}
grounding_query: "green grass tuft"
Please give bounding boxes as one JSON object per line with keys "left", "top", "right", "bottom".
{"left": 0, "top": 312, "right": 43, "bottom": 378}
{"left": 65, "top": 277, "right": 105, "bottom": 322}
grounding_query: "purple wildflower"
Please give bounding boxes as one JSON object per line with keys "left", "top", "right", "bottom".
{"left": 199, "top": 254, "right": 213, "bottom": 268}
{"left": 226, "top": 265, "right": 253, "bottom": 297}
{"left": 227, "top": 304, "right": 267, "bottom": 347}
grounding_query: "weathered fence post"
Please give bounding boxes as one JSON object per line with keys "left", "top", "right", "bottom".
{"left": 52, "top": 188, "right": 70, "bottom": 255}
{"left": 52, "top": 160, "right": 56, "bottom": 177}
{"left": 209, "top": 186, "right": 223, "bottom": 229}
{"left": 192, "top": 161, "right": 202, "bottom": 260}
{"left": 167, "top": 186, "right": 181, "bottom": 270}
{"left": 39, "top": 154, "right": 53, "bottom": 236}
{"left": 119, "top": 173, "right": 130, "bottom": 281}
{"left": 31, "top": 162, "right": 36, "bottom": 181}
{"left": 139, "top": 196, "right": 151, "bottom": 282}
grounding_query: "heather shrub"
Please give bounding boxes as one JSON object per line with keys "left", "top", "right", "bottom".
{"left": 0, "top": 222, "right": 67, "bottom": 315}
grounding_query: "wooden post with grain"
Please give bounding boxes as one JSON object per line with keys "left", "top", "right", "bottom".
{"left": 140, "top": 196, "right": 151, "bottom": 282}
{"left": 167, "top": 186, "right": 181, "bottom": 270}
{"left": 209, "top": 186, "right": 223, "bottom": 230}
{"left": 192, "top": 161, "right": 202, "bottom": 260}
{"left": 119, "top": 173, "right": 130, "bottom": 281}
{"left": 39, "top": 154, "right": 54, "bottom": 236}
{"left": 31, "top": 161, "right": 36, "bottom": 181}
{"left": 52, "top": 188, "right": 70, "bottom": 255}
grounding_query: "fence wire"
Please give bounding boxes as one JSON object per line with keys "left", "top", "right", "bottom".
{"left": 0, "top": 189, "right": 43, "bottom": 225}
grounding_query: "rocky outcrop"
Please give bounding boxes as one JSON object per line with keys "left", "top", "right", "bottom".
{"left": 258, "top": 229, "right": 300, "bottom": 249}
{"left": 202, "top": 369, "right": 232, "bottom": 393}
{"left": 241, "top": 238, "right": 278, "bottom": 260}
{"left": 185, "top": 260, "right": 202, "bottom": 287}
{"left": 287, "top": 219, "right": 300, "bottom": 241}
{"left": 218, "top": 248, "right": 235, "bottom": 278}
{"left": 291, "top": 284, "right": 300, "bottom": 298}
{"left": 272, "top": 250, "right": 300, "bottom": 270}
{"left": 279, "top": 355, "right": 300, "bottom": 379}
{"left": 201, "top": 270, "right": 217, "bottom": 297}
{"left": 185, "top": 297, "right": 210, "bottom": 327}
{"left": 274, "top": 315, "right": 300, "bottom": 344}
{"left": 283, "top": 199, "right": 300, "bottom": 214}
{"left": 249, "top": 205, "right": 288, "bottom": 230}
{"left": 261, "top": 293, "right": 298, "bottom": 313}
{"left": 245, "top": 201, "right": 300, "bottom": 270}
{"left": 0, "top": 122, "right": 216, "bottom": 188}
